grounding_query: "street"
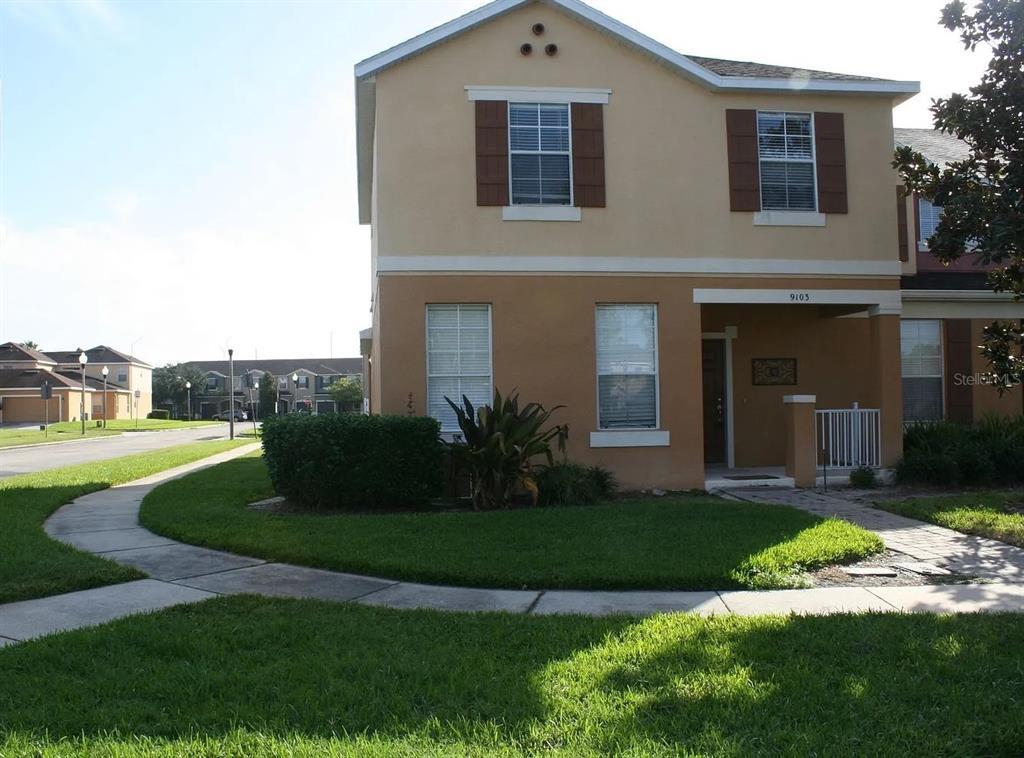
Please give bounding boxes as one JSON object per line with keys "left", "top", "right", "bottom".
{"left": 0, "top": 424, "right": 236, "bottom": 478}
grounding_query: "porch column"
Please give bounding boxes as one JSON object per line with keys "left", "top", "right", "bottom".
{"left": 869, "top": 312, "right": 903, "bottom": 467}
{"left": 783, "top": 395, "right": 817, "bottom": 488}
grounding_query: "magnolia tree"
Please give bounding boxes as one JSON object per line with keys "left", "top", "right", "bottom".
{"left": 893, "top": 0, "right": 1023, "bottom": 389}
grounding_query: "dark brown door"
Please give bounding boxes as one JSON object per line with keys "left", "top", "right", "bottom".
{"left": 702, "top": 340, "right": 727, "bottom": 465}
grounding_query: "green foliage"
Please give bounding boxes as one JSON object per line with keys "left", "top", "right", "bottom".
{"left": 848, "top": 466, "right": 877, "bottom": 488}
{"left": 877, "top": 489, "right": 1024, "bottom": 548}
{"left": 258, "top": 372, "right": 278, "bottom": 418}
{"left": 260, "top": 413, "right": 443, "bottom": 511}
{"left": 146, "top": 409, "right": 171, "bottom": 420}
{"left": 446, "top": 388, "right": 568, "bottom": 510}
{"left": 328, "top": 375, "right": 363, "bottom": 411}
{"left": 893, "top": 0, "right": 1023, "bottom": 387}
{"left": 536, "top": 463, "right": 617, "bottom": 507}
{"left": 153, "top": 362, "right": 207, "bottom": 410}
{"left": 897, "top": 415, "right": 1024, "bottom": 485}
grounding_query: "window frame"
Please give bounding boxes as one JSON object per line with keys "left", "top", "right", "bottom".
{"left": 507, "top": 101, "right": 574, "bottom": 207}
{"left": 425, "top": 303, "right": 494, "bottom": 433}
{"left": 594, "top": 303, "right": 661, "bottom": 431}
{"left": 756, "top": 110, "right": 818, "bottom": 213}
{"left": 917, "top": 196, "right": 943, "bottom": 252}
{"left": 900, "top": 318, "right": 945, "bottom": 423}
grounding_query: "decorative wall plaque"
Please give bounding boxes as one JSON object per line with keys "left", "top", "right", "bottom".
{"left": 752, "top": 358, "right": 797, "bottom": 386}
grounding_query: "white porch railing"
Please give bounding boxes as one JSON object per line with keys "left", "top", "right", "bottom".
{"left": 816, "top": 405, "right": 881, "bottom": 469}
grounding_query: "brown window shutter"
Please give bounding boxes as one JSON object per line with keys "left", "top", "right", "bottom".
{"left": 475, "top": 100, "right": 508, "bottom": 206}
{"left": 944, "top": 319, "right": 974, "bottom": 424}
{"left": 814, "top": 112, "right": 847, "bottom": 213}
{"left": 896, "top": 185, "right": 909, "bottom": 262}
{"left": 725, "top": 109, "right": 760, "bottom": 211}
{"left": 571, "top": 103, "right": 605, "bottom": 207}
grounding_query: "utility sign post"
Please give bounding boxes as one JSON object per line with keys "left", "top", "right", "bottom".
{"left": 134, "top": 389, "right": 141, "bottom": 430}
{"left": 40, "top": 381, "right": 52, "bottom": 437}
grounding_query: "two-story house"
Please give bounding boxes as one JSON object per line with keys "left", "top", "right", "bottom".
{"left": 185, "top": 357, "right": 363, "bottom": 418}
{"left": 355, "top": 0, "right": 925, "bottom": 489}
{"left": 895, "top": 128, "right": 1023, "bottom": 426}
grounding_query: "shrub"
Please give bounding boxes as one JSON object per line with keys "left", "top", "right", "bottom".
{"left": 261, "top": 413, "right": 443, "bottom": 511}
{"left": 147, "top": 409, "right": 171, "bottom": 420}
{"left": 895, "top": 449, "right": 959, "bottom": 486}
{"left": 848, "top": 466, "right": 877, "bottom": 488}
{"left": 536, "top": 463, "right": 617, "bottom": 507}
{"left": 897, "top": 414, "right": 1024, "bottom": 486}
{"left": 446, "top": 388, "right": 567, "bottom": 510}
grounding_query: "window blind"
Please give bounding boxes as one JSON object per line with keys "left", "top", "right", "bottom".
{"left": 509, "top": 103, "right": 571, "bottom": 205}
{"left": 596, "top": 304, "right": 658, "bottom": 429}
{"left": 918, "top": 198, "right": 943, "bottom": 247}
{"left": 426, "top": 304, "right": 492, "bottom": 431}
{"left": 901, "top": 319, "right": 944, "bottom": 422}
{"left": 757, "top": 112, "right": 816, "bottom": 211}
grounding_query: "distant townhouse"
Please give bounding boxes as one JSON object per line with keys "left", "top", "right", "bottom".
{"left": 184, "top": 357, "right": 363, "bottom": 419}
{"left": 0, "top": 342, "right": 152, "bottom": 423}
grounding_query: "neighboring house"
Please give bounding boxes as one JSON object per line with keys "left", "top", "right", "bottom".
{"left": 354, "top": 0, "right": 927, "bottom": 489}
{"left": 184, "top": 358, "right": 363, "bottom": 418}
{"left": 895, "top": 128, "right": 1022, "bottom": 425}
{"left": 0, "top": 342, "right": 151, "bottom": 423}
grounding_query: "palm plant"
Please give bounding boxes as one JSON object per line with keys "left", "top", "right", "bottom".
{"left": 445, "top": 388, "right": 568, "bottom": 510}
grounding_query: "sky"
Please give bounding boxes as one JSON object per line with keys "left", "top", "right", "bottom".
{"left": 0, "top": 0, "right": 989, "bottom": 366}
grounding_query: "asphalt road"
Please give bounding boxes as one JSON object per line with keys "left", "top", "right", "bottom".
{"left": 0, "top": 424, "right": 237, "bottom": 478}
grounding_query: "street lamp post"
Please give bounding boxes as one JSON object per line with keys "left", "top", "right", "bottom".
{"left": 252, "top": 380, "right": 260, "bottom": 435}
{"left": 228, "top": 348, "right": 235, "bottom": 440}
{"left": 292, "top": 373, "right": 299, "bottom": 414}
{"left": 101, "top": 366, "right": 109, "bottom": 428}
{"left": 78, "top": 351, "right": 88, "bottom": 435}
{"left": 185, "top": 381, "right": 192, "bottom": 421}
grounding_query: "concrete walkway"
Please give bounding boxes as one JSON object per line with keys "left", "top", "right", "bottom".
{"left": 729, "top": 488, "right": 1024, "bottom": 582}
{"left": 2, "top": 450, "right": 1024, "bottom": 646}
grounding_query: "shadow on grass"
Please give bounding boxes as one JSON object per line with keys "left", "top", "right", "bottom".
{"left": 141, "top": 456, "right": 878, "bottom": 590}
{"left": 1, "top": 597, "right": 1022, "bottom": 755}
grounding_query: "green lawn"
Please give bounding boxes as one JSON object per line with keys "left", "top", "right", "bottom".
{"left": 0, "top": 419, "right": 224, "bottom": 449}
{"left": 2, "top": 596, "right": 1022, "bottom": 757}
{"left": 0, "top": 439, "right": 250, "bottom": 603}
{"left": 876, "top": 490, "right": 1024, "bottom": 547}
{"left": 140, "top": 455, "right": 882, "bottom": 590}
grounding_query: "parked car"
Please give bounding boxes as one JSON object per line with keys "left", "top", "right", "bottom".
{"left": 214, "top": 409, "right": 248, "bottom": 421}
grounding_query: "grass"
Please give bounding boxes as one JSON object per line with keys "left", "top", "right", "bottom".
{"left": 140, "top": 455, "right": 882, "bottom": 590}
{"left": 0, "top": 439, "right": 250, "bottom": 603}
{"left": 876, "top": 490, "right": 1024, "bottom": 547}
{"left": 2, "top": 596, "right": 1023, "bottom": 756}
{"left": 0, "top": 419, "right": 223, "bottom": 449}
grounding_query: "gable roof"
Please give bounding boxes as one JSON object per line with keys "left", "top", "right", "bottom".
{"left": 0, "top": 342, "right": 56, "bottom": 366}
{"left": 894, "top": 127, "right": 971, "bottom": 168}
{"left": 44, "top": 345, "right": 151, "bottom": 368}
{"left": 186, "top": 357, "right": 363, "bottom": 379}
{"left": 354, "top": 0, "right": 919, "bottom": 223}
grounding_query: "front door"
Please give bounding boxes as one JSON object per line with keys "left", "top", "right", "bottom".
{"left": 702, "top": 339, "right": 727, "bottom": 465}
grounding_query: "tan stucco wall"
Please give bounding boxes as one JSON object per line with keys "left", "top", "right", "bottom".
{"left": 0, "top": 394, "right": 68, "bottom": 423}
{"left": 375, "top": 273, "right": 902, "bottom": 488}
{"left": 970, "top": 318, "right": 1023, "bottom": 420}
{"left": 372, "top": 2, "right": 901, "bottom": 268}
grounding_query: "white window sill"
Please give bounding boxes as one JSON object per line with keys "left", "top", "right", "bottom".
{"left": 753, "top": 211, "right": 826, "bottom": 227}
{"left": 502, "top": 205, "right": 581, "bottom": 222}
{"left": 589, "top": 430, "right": 670, "bottom": 448}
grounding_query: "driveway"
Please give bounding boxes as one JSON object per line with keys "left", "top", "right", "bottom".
{"left": 0, "top": 425, "right": 237, "bottom": 478}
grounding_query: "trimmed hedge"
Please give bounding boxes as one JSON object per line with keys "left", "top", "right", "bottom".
{"left": 536, "top": 463, "right": 617, "bottom": 507}
{"left": 261, "top": 413, "right": 443, "bottom": 511}
{"left": 897, "top": 415, "right": 1024, "bottom": 486}
{"left": 147, "top": 409, "right": 171, "bottom": 420}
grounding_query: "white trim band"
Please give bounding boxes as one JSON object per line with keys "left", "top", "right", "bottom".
{"left": 753, "top": 211, "right": 826, "bottom": 227}
{"left": 590, "top": 430, "right": 670, "bottom": 448}
{"left": 502, "top": 205, "right": 582, "bottom": 222}
{"left": 693, "top": 288, "right": 902, "bottom": 312}
{"left": 377, "top": 256, "right": 903, "bottom": 277}
{"left": 466, "top": 85, "right": 611, "bottom": 104}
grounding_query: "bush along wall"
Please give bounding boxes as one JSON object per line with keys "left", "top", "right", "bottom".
{"left": 896, "top": 415, "right": 1024, "bottom": 486}
{"left": 147, "top": 409, "right": 171, "bottom": 420}
{"left": 261, "top": 413, "right": 444, "bottom": 511}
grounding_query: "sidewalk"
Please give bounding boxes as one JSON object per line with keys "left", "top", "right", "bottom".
{"left": 2, "top": 452, "right": 1024, "bottom": 646}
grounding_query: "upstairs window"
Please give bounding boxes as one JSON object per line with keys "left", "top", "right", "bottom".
{"left": 509, "top": 102, "right": 571, "bottom": 205}
{"left": 918, "top": 198, "right": 943, "bottom": 250}
{"left": 295, "top": 376, "right": 309, "bottom": 389}
{"left": 757, "top": 112, "right": 816, "bottom": 211}
{"left": 206, "top": 376, "right": 219, "bottom": 391}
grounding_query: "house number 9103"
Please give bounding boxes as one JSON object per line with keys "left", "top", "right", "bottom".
{"left": 789, "top": 293, "right": 811, "bottom": 302}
